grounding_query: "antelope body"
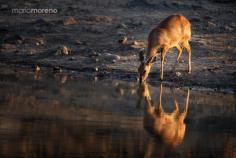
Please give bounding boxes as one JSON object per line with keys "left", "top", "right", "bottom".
{"left": 138, "top": 15, "right": 191, "bottom": 82}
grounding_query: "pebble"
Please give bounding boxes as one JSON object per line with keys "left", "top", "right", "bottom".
{"left": 176, "top": 72, "right": 182, "bottom": 77}
{"left": 117, "top": 23, "right": 128, "bottom": 28}
{"left": 62, "top": 45, "right": 69, "bottom": 55}
{"left": 53, "top": 67, "right": 63, "bottom": 73}
{"left": 224, "top": 25, "right": 232, "bottom": 31}
{"left": 63, "top": 17, "right": 78, "bottom": 25}
{"left": 208, "top": 21, "right": 216, "bottom": 27}
{"left": 104, "top": 53, "right": 121, "bottom": 60}
{"left": 35, "top": 65, "right": 40, "bottom": 71}
{"left": 118, "top": 36, "right": 128, "bottom": 44}
{"left": 0, "top": 4, "right": 8, "bottom": 10}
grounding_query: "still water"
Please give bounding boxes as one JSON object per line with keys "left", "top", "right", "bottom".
{"left": 0, "top": 69, "right": 235, "bottom": 158}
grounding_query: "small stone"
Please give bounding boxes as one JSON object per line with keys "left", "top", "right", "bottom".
{"left": 118, "top": 36, "right": 128, "bottom": 44}
{"left": 131, "top": 40, "right": 145, "bottom": 48}
{"left": 63, "top": 17, "right": 78, "bottom": 25}
{"left": 0, "top": 4, "right": 8, "bottom": 10}
{"left": 95, "top": 67, "right": 99, "bottom": 72}
{"left": 208, "top": 21, "right": 216, "bottom": 28}
{"left": 35, "top": 42, "right": 40, "bottom": 46}
{"left": 180, "top": 60, "right": 185, "bottom": 63}
{"left": 95, "top": 58, "right": 99, "bottom": 62}
{"left": 224, "top": 25, "right": 232, "bottom": 31}
{"left": 53, "top": 67, "right": 63, "bottom": 73}
{"left": 203, "top": 66, "right": 208, "bottom": 70}
{"left": 104, "top": 53, "right": 121, "bottom": 60}
{"left": 35, "top": 65, "right": 40, "bottom": 71}
{"left": 62, "top": 45, "right": 69, "bottom": 55}
{"left": 117, "top": 31, "right": 126, "bottom": 36}
{"left": 112, "top": 59, "right": 116, "bottom": 63}
{"left": 117, "top": 23, "right": 128, "bottom": 28}
{"left": 60, "top": 75, "right": 67, "bottom": 84}
{"left": 69, "top": 57, "right": 76, "bottom": 60}
{"left": 89, "top": 16, "right": 112, "bottom": 23}
{"left": 76, "top": 39, "right": 83, "bottom": 45}
{"left": 176, "top": 72, "right": 182, "bottom": 77}
{"left": 39, "top": 39, "right": 44, "bottom": 45}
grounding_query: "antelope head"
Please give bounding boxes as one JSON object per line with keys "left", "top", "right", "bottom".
{"left": 138, "top": 50, "right": 155, "bottom": 83}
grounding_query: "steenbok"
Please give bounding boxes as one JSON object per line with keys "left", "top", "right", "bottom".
{"left": 138, "top": 15, "right": 191, "bottom": 82}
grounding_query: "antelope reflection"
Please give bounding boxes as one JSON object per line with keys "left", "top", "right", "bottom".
{"left": 138, "top": 83, "right": 190, "bottom": 148}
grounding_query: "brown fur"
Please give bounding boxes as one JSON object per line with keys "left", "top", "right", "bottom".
{"left": 138, "top": 83, "right": 190, "bottom": 148}
{"left": 138, "top": 14, "right": 191, "bottom": 82}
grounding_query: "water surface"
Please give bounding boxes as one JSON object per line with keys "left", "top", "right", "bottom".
{"left": 0, "top": 69, "right": 235, "bottom": 158}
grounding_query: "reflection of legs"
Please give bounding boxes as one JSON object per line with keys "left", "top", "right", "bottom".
{"left": 183, "top": 41, "right": 191, "bottom": 73}
{"left": 144, "top": 139, "right": 154, "bottom": 158}
{"left": 179, "top": 89, "right": 190, "bottom": 123}
{"left": 172, "top": 45, "right": 182, "bottom": 71}
{"left": 157, "top": 84, "right": 164, "bottom": 113}
{"left": 170, "top": 88, "right": 179, "bottom": 117}
{"left": 160, "top": 47, "right": 169, "bottom": 80}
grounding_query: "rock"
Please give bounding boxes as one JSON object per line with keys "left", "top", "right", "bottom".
{"left": 53, "top": 67, "right": 62, "bottom": 73}
{"left": 0, "top": 4, "right": 8, "bottom": 10}
{"left": 63, "top": 17, "right": 78, "bottom": 25}
{"left": 94, "top": 67, "right": 99, "bottom": 72}
{"left": 208, "top": 21, "right": 216, "bottom": 28}
{"left": 24, "top": 2, "right": 32, "bottom": 6}
{"left": 213, "top": 65, "right": 220, "bottom": 70}
{"left": 76, "top": 39, "right": 84, "bottom": 45}
{"left": 60, "top": 75, "right": 68, "bottom": 84}
{"left": 224, "top": 25, "right": 232, "bottom": 31}
{"left": 35, "top": 65, "right": 40, "bottom": 72}
{"left": 117, "top": 31, "right": 126, "bottom": 36}
{"left": 118, "top": 36, "right": 128, "bottom": 44}
{"left": 62, "top": 45, "right": 69, "bottom": 55}
{"left": 175, "top": 72, "right": 182, "bottom": 77}
{"left": 117, "top": 23, "right": 128, "bottom": 29}
{"left": 131, "top": 40, "right": 145, "bottom": 49}
{"left": 69, "top": 57, "right": 76, "bottom": 60}
{"left": 4, "top": 34, "right": 23, "bottom": 44}
{"left": 104, "top": 53, "right": 121, "bottom": 60}
{"left": 89, "top": 16, "right": 112, "bottom": 23}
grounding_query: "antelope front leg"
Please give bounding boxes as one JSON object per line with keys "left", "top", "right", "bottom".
{"left": 160, "top": 47, "right": 168, "bottom": 80}
{"left": 172, "top": 45, "right": 183, "bottom": 72}
{"left": 183, "top": 41, "right": 191, "bottom": 74}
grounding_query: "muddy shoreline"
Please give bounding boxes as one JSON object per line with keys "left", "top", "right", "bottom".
{"left": 0, "top": 0, "right": 236, "bottom": 91}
